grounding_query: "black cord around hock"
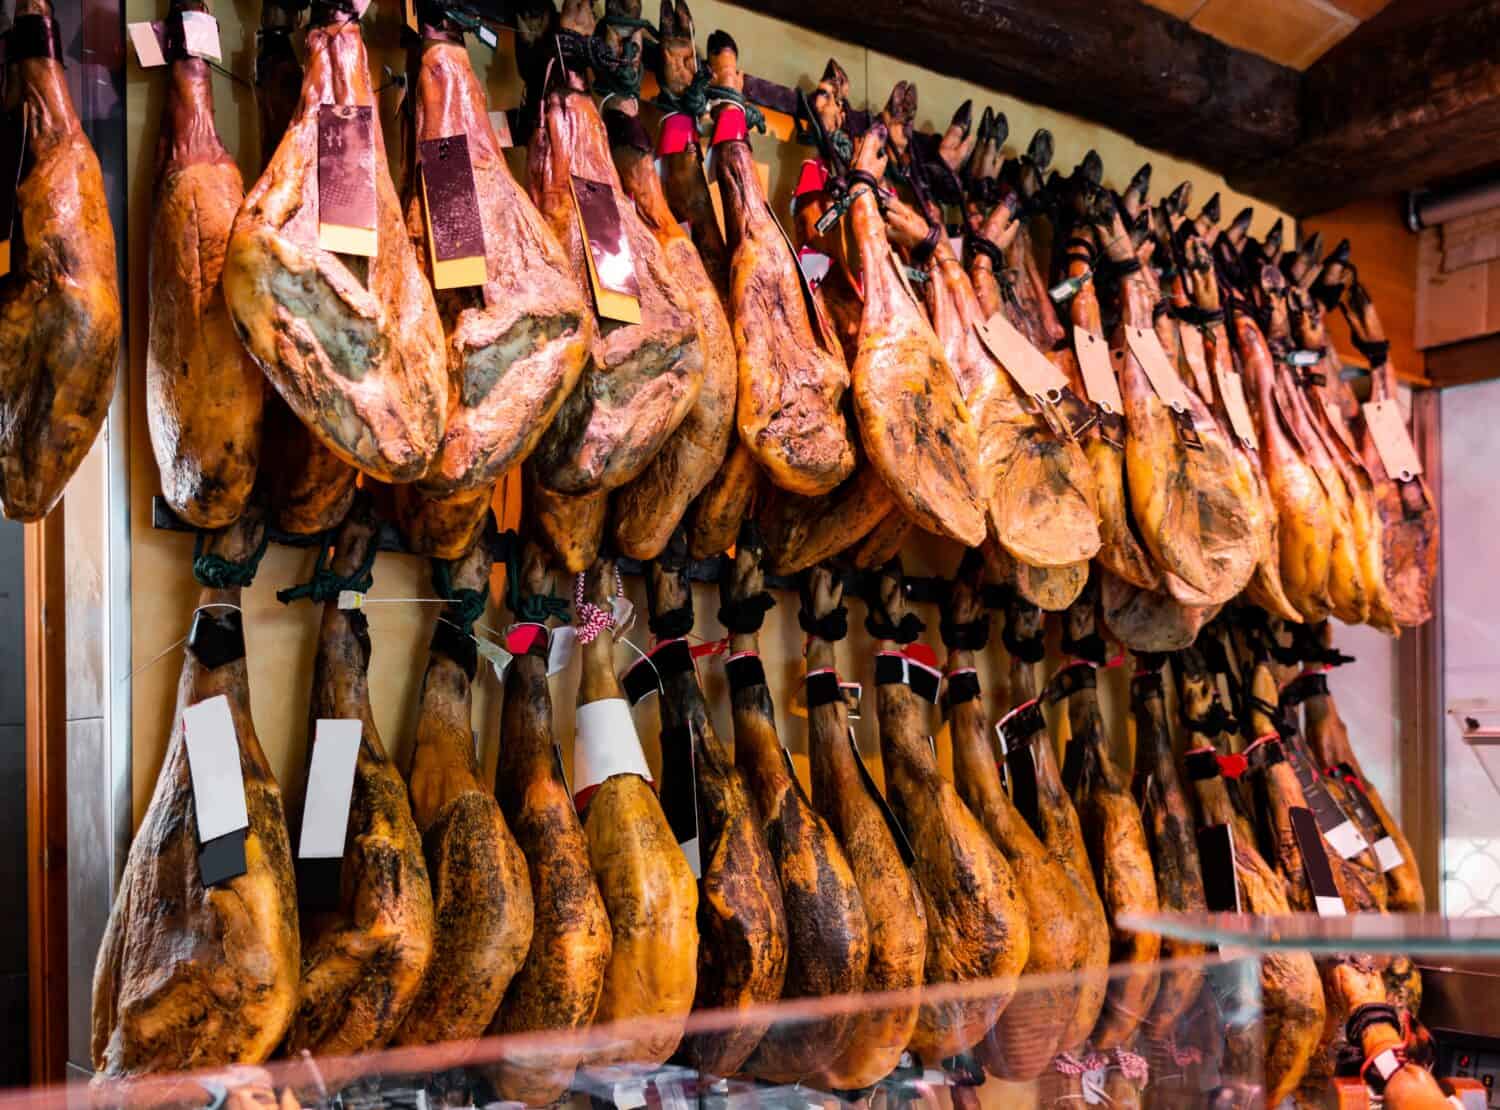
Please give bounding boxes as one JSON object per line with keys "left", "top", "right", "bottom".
{"left": 799, "top": 604, "right": 849, "bottom": 643}
{"left": 717, "top": 591, "right": 775, "bottom": 635}
{"left": 647, "top": 605, "right": 694, "bottom": 642}
{"left": 966, "top": 233, "right": 1005, "bottom": 270}
{"left": 939, "top": 616, "right": 988, "bottom": 651}
{"left": 1350, "top": 335, "right": 1390, "bottom": 367}
{"left": 865, "top": 611, "right": 925, "bottom": 644}
{"left": 1347, "top": 1003, "right": 1402, "bottom": 1046}
{"left": 1003, "top": 626, "right": 1046, "bottom": 664}
{"left": 908, "top": 222, "right": 942, "bottom": 268}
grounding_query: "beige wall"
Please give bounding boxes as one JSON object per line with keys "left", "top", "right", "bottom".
{"left": 125, "top": 0, "right": 1293, "bottom": 821}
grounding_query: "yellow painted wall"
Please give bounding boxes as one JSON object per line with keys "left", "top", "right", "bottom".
{"left": 126, "top": 0, "right": 1292, "bottom": 822}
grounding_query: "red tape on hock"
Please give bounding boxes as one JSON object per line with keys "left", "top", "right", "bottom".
{"left": 656, "top": 112, "right": 698, "bottom": 156}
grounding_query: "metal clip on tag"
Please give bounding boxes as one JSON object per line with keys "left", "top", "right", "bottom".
{"left": 1170, "top": 403, "right": 1204, "bottom": 450}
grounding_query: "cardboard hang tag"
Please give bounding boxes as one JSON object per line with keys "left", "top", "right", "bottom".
{"left": 419, "top": 133, "right": 486, "bottom": 290}
{"left": 1125, "top": 325, "right": 1194, "bottom": 412}
{"left": 317, "top": 105, "right": 377, "bottom": 257}
{"left": 570, "top": 174, "right": 642, "bottom": 325}
{"left": 1074, "top": 328, "right": 1123, "bottom": 415}
{"left": 183, "top": 694, "right": 250, "bottom": 886}
{"left": 129, "top": 10, "right": 221, "bottom": 67}
{"left": 976, "top": 310, "right": 1071, "bottom": 400}
{"left": 298, "top": 718, "right": 361, "bottom": 868}
{"left": 179, "top": 11, "right": 221, "bottom": 60}
{"left": 547, "top": 626, "right": 578, "bottom": 676}
{"left": 1216, "top": 364, "right": 1260, "bottom": 450}
{"left": 798, "top": 246, "right": 832, "bottom": 290}
{"left": 1363, "top": 399, "right": 1424, "bottom": 482}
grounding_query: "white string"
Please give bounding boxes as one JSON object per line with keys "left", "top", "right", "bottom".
{"left": 616, "top": 634, "right": 663, "bottom": 698}
{"left": 117, "top": 603, "right": 243, "bottom": 685}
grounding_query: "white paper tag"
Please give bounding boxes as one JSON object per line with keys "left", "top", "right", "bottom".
{"left": 179, "top": 11, "right": 222, "bottom": 60}
{"left": 548, "top": 626, "right": 578, "bottom": 676}
{"left": 128, "top": 21, "right": 166, "bottom": 67}
{"left": 572, "top": 698, "right": 653, "bottom": 802}
{"left": 1324, "top": 819, "right": 1370, "bottom": 861}
{"left": 488, "top": 110, "right": 513, "bottom": 149}
{"left": 1363, "top": 399, "right": 1424, "bottom": 481}
{"left": 1081, "top": 1068, "right": 1108, "bottom": 1105}
{"left": 679, "top": 836, "right": 702, "bottom": 879}
{"left": 298, "top": 719, "right": 362, "bottom": 859}
{"left": 476, "top": 637, "right": 513, "bottom": 677}
{"left": 337, "top": 590, "right": 365, "bottom": 610}
{"left": 797, "top": 247, "right": 831, "bottom": 290}
{"left": 1126, "top": 325, "right": 1194, "bottom": 411}
{"left": 183, "top": 695, "right": 250, "bottom": 843}
{"left": 613, "top": 1081, "right": 648, "bottom": 1110}
{"left": 1218, "top": 365, "right": 1260, "bottom": 450}
{"left": 612, "top": 595, "right": 635, "bottom": 637}
{"left": 1315, "top": 894, "right": 1348, "bottom": 918}
{"left": 1074, "top": 329, "right": 1123, "bottom": 413}
{"left": 1374, "top": 836, "right": 1405, "bottom": 873}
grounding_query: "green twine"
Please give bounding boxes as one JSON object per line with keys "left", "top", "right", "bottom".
{"left": 707, "top": 84, "right": 766, "bottom": 133}
{"left": 276, "top": 534, "right": 377, "bottom": 605}
{"left": 431, "top": 560, "right": 489, "bottom": 635}
{"left": 654, "top": 65, "right": 710, "bottom": 119}
{"left": 497, "top": 529, "right": 571, "bottom": 625}
{"left": 193, "top": 528, "right": 271, "bottom": 590}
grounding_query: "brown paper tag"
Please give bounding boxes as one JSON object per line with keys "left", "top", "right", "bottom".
{"left": 1216, "top": 365, "right": 1259, "bottom": 450}
{"left": 420, "top": 134, "right": 486, "bottom": 290}
{"left": 317, "top": 105, "right": 377, "bottom": 257}
{"left": 1074, "top": 328, "right": 1122, "bottom": 414}
{"left": 1363, "top": 399, "right": 1424, "bottom": 481}
{"left": 1125, "top": 325, "right": 1194, "bottom": 411}
{"left": 977, "top": 311, "right": 1071, "bottom": 399}
{"left": 570, "top": 174, "right": 642, "bottom": 325}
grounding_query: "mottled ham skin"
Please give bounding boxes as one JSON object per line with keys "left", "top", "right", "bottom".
{"left": 868, "top": 560, "right": 1027, "bottom": 1059}
{"left": 148, "top": 50, "right": 262, "bottom": 529}
{"left": 760, "top": 461, "right": 894, "bottom": 576}
{"left": 525, "top": 66, "right": 701, "bottom": 495}
{"left": 721, "top": 538, "right": 869, "bottom": 1084}
{"left": 225, "top": 16, "right": 448, "bottom": 484}
{"left": 0, "top": 0, "right": 121, "bottom": 521}
{"left": 92, "top": 507, "right": 298, "bottom": 1075}
{"left": 649, "top": 538, "right": 787, "bottom": 1076}
{"left": 688, "top": 440, "right": 759, "bottom": 559}
{"left": 394, "top": 537, "right": 533, "bottom": 1047}
{"left": 488, "top": 544, "right": 610, "bottom": 1105}
{"left": 284, "top": 501, "right": 435, "bottom": 1061}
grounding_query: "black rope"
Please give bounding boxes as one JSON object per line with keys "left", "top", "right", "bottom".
{"left": 1003, "top": 627, "right": 1046, "bottom": 664}
{"left": 431, "top": 561, "right": 488, "bottom": 635}
{"left": 908, "top": 222, "right": 941, "bottom": 268}
{"left": 966, "top": 233, "right": 1005, "bottom": 270}
{"left": 1173, "top": 305, "right": 1225, "bottom": 328}
{"left": 1349, "top": 335, "right": 1390, "bottom": 368}
{"left": 939, "top": 616, "right": 989, "bottom": 651}
{"left": 193, "top": 529, "right": 271, "bottom": 590}
{"left": 275, "top": 533, "right": 375, "bottom": 605}
{"left": 865, "top": 611, "right": 925, "bottom": 644}
{"left": 648, "top": 606, "right": 694, "bottom": 641}
{"left": 718, "top": 591, "right": 775, "bottom": 634}
{"left": 798, "top": 604, "right": 849, "bottom": 643}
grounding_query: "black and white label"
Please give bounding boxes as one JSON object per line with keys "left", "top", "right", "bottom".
{"left": 184, "top": 695, "right": 249, "bottom": 843}
{"left": 1284, "top": 734, "right": 1368, "bottom": 860}
{"left": 298, "top": 719, "right": 362, "bottom": 860}
{"left": 1197, "top": 823, "right": 1241, "bottom": 913}
{"left": 1289, "top": 806, "right": 1346, "bottom": 917}
{"left": 657, "top": 724, "right": 701, "bottom": 877}
{"left": 547, "top": 626, "right": 577, "bottom": 676}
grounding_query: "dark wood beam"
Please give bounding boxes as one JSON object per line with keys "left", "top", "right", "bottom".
{"left": 1424, "top": 334, "right": 1500, "bottom": 389}
{"left": 1232, "top": 0, "right": 1500, "bottom": 214}
{"left": 717, "top": 0, "right": 1300, "bottom": 181}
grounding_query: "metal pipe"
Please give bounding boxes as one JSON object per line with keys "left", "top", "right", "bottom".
{"left": 1407, "top": 178, "right": 1500, "bottom": 230}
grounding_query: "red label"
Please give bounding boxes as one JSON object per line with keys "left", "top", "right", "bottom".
{"left": 710, "top": 105, "right": 748, "bottom": 146}
{"left": 903, "top": 642, "right": 940, "bottom": 670}
{"left": 505, "top": 623, "right": 548, "bottom": 655}
{"left": 656, "top": 112, "right": 697, "bottom": 156}
{"left": 794, "top": 158, "right": 830, "bottom": 198}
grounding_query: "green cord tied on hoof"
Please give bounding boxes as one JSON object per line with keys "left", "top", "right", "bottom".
{"left": 431, "top": 559, "right": 489, "bottom": 636}
{"left": 193, "top": 529, "right": 271, "bottom": 590}
{"left": 707, "top": 83, "right": 766, "bottom": 133}
{"left": 654, "top": 64, "right": 710, "bottom": 120}
{"left": 276, "top": 534, "right": 377, "bottom": 605}
{"left": 497, "top": 529, "right": 572, "bottom": 626}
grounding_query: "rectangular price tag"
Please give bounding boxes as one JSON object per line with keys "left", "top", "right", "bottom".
{"left": 798, "top": 247, "right": 831, "bottom": 290}
{"left": 547, "top": 625, "right": 577, "bottom": 676}
{"left": 179, "top": 10, "right": 221, "bottom": 61}
{"left": 128, "top": 20, "right": 167, "bottom": 66}
{"left": 657, "top": 724, "right": 701, "bottom": 877}
{"left": 1217, "top": 365, "right": 1259, "bottom": 450}
{"left": 570, "top": 174, "right": 642, "bottom": 324}
{"left": 1074, "top": 328, "right": 1123, "bottom": 414}
{"left": 298, "top": 719, "right": 362, "bottom": 860}
{"left": 317, "top": 105, "right": 377, "bottom": 257}
{"left": 1289, "top": 806, "right": 1346, "bottom": 917}
{"left": 1373, "top": 836, "right": 1405, "bottom": 873}
{"left": 1362, "top": 399, "right": 1424, "bottom": 481}
{"left": 420, "top": 134, "right": 486, "bottom": 290}
{"left": 976, "top": 311, "right": 1071, "bottom": 400}
{"left": 572, "top": 697, "right": 653, "bottom": 806}
{"left": 1197, "top": 824, "right": 1241, "bottom": 913}
{"left": 1126, "top": 325, "right": 1194, "bottom": 411}
{"left": 183, "top": 695, "right": 250, "bottom": 843}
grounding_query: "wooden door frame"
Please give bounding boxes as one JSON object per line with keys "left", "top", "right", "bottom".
{"left": 25, "top": 507, "right": 68, "bottom": 1084}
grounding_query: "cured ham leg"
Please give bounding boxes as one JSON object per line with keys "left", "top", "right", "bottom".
{"left": 847, "top": 132, "right": 985, "bottom": 546}
{"left": 0, "top": 0, "right": 121, "bottom": 521}
{"left": 395, "top": 18, "right": 591, "bottom": 556}
{"left": 688, "top": 441, "right": 758, "bottom": 558}
{"left": 1051, "top": 587, "right": 1159, "bottom": 1050}
{"left": 1000, "top": 596, "right": 1109, "bottom": 1055}
{"left": 284, "top": 500, "right": 435, "bottom": 1057}
{"left": 526, "top": 467, "right": 605, "bottom": 575}
{"left": 1179, "top": 672, "right": 1324, "bottom": 1107}
{"left": 1126, "top": 664, "right": 1206, "bottom": 1041}
{"left": 645, "top": 533, "right": 787, "bottom": 1076}
{"left": 489, "top": 544, "right": 610, "bottom": 1105}
{"left": 394, "top": 537, "right": 533, "bottom": 1045}
{"left": 148, "top": 21, "right": 263, "bottom": 529}
{"left": 718, "top": 530, "right": 869, "bottom": 1083}
{"left": 866, "top": 559, "right": 1028, "bottom": 1059}
{"left": 573, "top": 556, "right": 698, "bottom": 1067}
{"left": 251, "top": 0, "right": 357, "bottom": 538}
{"left": 524, "top": 0, "right": 701, "bottom": 497}
{"left": 760, "top": 462, "right": 894, "bottom": 576}
{"left": 943, "top": 555, "right": 1084, "bottom": 1079}
{"left": 799, "top": 562, "right": 923, "bottom": 1089}
{"left": 92, "top": 506, "right": 298, "bottom": 1075}
{"left": 225, "top": 12, "right": 448, "bottom": 484}
{"left": 608, "top": 94, "right": 735, "bottom": 560}
{"left": 707, "top": 32, "right": 854, "bottom": 497}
